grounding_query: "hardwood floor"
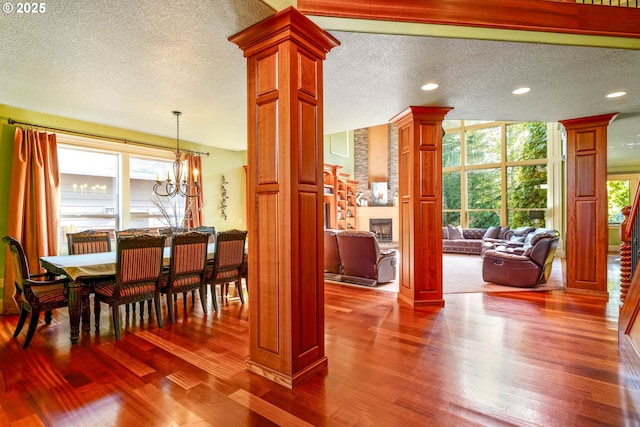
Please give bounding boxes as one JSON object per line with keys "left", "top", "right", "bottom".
{"left": 1, "top": 273, "right": 639, "bottom": 426}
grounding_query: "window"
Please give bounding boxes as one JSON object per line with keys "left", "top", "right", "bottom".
{"left": 57, "top": 136, "right": 175, "bottom": 253}
{"left": 441, "top": 121, "right": 550, "bottom": 229}
{"left": 442, "top": 171, "right": 461, "bottom": 226}
{"left": 506, "top": 122, "right": 547, "bottom": 161}
{"left": 442, "top": 132, "right": 461, "bottom": 168}
{"left": 507, "top": 165, "right": 547, "bottom": 227}
{"left": 467, "top": 168, "right": 501, "bottom": 228}
{"left": 59, "top": 147, "right": 118, "bottom": 251}
{"left": 465, "top": 126, "right": 501, "bottom": 166}
{"left": 607, "top": 179, "right": 631, "bottom": 224}
{"left": 130, "top": 157, "right": 185, "bottom": 229}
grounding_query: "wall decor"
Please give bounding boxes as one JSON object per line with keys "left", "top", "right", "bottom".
{"left": 371, "top": 182, "right": 388, "bottom": 206}
{"left": 220, "top": 175, "right": 229, "bottom": 220}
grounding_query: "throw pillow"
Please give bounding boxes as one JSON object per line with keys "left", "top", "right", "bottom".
{"left": 483, "top": 225, "right": 501, "bottom": 239}
{"left": 447, "top": 224, "right": 464, "bottom": 240}
{"left": 442, "top": 227, "right": 449, "bottom": 239}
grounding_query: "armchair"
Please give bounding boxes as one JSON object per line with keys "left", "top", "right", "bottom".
{"left": 481, "top": 226, "right": 535, "bottom": 257}
{"left": 482, "top": 228, "right": 560, "bottom": 287}
{"left": 335, "top": 231, "right": 397, "bottom": 287}
{"left": 3, "top": 236, "right": 74, "bottom": 348}
{"left": 324, "top": 229, "right": 342, "bottom": 282}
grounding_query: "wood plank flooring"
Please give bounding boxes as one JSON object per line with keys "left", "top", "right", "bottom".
{"left": 1, "top": 277, "right": 639, "bottom": 426}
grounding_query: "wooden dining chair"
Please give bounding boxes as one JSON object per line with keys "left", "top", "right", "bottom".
{"left": 93, "top": 235, "right": 166, "bottom": 339}
{"left": 115, "top": 228, "right": 154, "bottom": 239}
{"left": 3, "top": 236, "right": 74, "bottom": 348}
{"left": 67, "top": 230, "right": 112, "bottom": 255}
{"left": 206, "top": 229, "right": 247, "bottom": 309}
{"left": 192, "top": 226, "right": 216, "bottom": 244}
{"left": 160, "top": 231, "right": 210, "bottom": 324}
{"left": 114, "top": 228, "right": 157, "bottom": 316}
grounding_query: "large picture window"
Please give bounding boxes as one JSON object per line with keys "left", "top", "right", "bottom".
{"left": 442, "top": 121, "right": 549, "bottom": 229}
{"left": 57, "top": 136, "right": 175, "bottom": 254}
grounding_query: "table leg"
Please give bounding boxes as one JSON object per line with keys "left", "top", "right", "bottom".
{"left": 67, "top": 280, "right": 83, "bottom": 344}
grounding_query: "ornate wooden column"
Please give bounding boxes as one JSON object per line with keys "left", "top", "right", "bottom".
{"left": 230, "top": 7, "right": 339, "bottom": 388}
{"left": 390, "top": 106, "right": 452, "bottom": 307}
{"left": 560, "top": 113, "right": 617, "bottom": 297}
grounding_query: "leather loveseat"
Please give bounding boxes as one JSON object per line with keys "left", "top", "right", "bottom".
{"left": 324, "top": 230, "right": 397, "bottom": 287}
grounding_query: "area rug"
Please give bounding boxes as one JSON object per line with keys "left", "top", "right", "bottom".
{"left": 442, "top": 253, "right": 564, "bottom": 294}
{"left": 325, "top": 253, "right": 565, "bottom": 294}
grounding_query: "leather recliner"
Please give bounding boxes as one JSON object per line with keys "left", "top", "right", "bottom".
{"left": 481, "top": 228, "right": 560, "bottom": 288}
{"left": 335, "top": 230, "right": 397, "bottom": 286}
{"left": 324, "top": 229, "right": 342, "bottom": 282}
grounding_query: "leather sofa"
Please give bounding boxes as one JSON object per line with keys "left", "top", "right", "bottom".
{"left": 324, "top": 230, "right": 397, "bottom": 287}
{"left": 481, "top": 228, "right": 560, "bottom": 287}
{"left": 442, "top": 225, "right": 511, "bottom": 255}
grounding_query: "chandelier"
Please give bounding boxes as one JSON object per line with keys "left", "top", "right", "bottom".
{"left": 153, "top": 111, "right": 200, "bottom": 198}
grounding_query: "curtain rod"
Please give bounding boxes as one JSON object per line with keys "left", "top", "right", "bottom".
{"left": 7, "top": 118, "right": 210, "bottom": 157}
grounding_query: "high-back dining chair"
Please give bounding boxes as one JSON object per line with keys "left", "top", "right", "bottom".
{"left": 192, "top": 226, "right": 216, "bottom": 244}
{"left": 207, "top": 229, "right": 247, "bottom": 309}
{"left": 93, "top": 235, "right": 166, "bottom": 339}
{"left": 67, "top": 230, "right": 112, "bottom": 255}
{"left": 160, "top": 231, "right": 210, "bottom": 324}
{"left": 115, "top": 228, "right": 154, "bottom": 239}
{"left": 2, "top": 236, "right": 73, "bottom": 348}
{"left": 114, "top": 228, "right": 157, "bottom": 316}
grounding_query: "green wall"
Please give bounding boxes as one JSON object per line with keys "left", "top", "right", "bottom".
{"left": 0, "top": 104, "right": 247, "bottom": 310}
{"left": 324, "top": 130, "right": 355, "bottom": 176}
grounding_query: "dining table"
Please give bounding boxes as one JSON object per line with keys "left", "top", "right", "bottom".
{"left": 39, "top": 243, "right": 215, "bottom": 344}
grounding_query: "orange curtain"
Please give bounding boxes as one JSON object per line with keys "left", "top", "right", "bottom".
{"left": 3, "top": 128, "right": 60, "bottom": 314}
{"left": 185, "top": 154, "right": 204, "bottom": 228}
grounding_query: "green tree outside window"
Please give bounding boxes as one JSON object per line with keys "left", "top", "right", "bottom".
{"left": 608, "top": 180, "right": 630, "bottom": 224}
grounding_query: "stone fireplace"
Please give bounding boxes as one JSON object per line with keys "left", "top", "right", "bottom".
{"left": 369, "top": 218, "right": 392, "bottom": 242}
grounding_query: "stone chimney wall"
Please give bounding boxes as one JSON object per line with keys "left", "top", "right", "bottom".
{"left": 353, "top": 124, "right": 399, "bottom": 205}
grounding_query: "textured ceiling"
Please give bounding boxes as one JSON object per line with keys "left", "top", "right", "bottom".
{"left": 1, "top": 0, "right": 639, "bottom": 169}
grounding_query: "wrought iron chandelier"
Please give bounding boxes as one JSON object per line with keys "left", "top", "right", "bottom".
{"left": 153, "top": 111, "right": 200, "bottom": 198}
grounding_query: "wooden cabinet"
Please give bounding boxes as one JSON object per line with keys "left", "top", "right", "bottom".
{"left": 324, "top": 164, "right": 357, "bottom": 230}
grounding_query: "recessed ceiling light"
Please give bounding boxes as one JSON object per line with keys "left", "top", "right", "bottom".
{"left": 512, "top": 87, "right": 530, "bottom": 95}
{"left": 606, "top": 91, "right": 626, "bottom": 98}
{"left": 421, "top": 83, "right": 439, "bottom": 91}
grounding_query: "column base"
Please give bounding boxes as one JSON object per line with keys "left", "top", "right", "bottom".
{"left": 397, "top": 293, "right": 445, "bottom": 307}
{"left": 246, "top": 356, "right": 328, "bottom": 389}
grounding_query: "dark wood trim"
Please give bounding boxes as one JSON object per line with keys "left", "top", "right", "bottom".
{"left": 298, "top": 0, "right": 640, "bottom": 39}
